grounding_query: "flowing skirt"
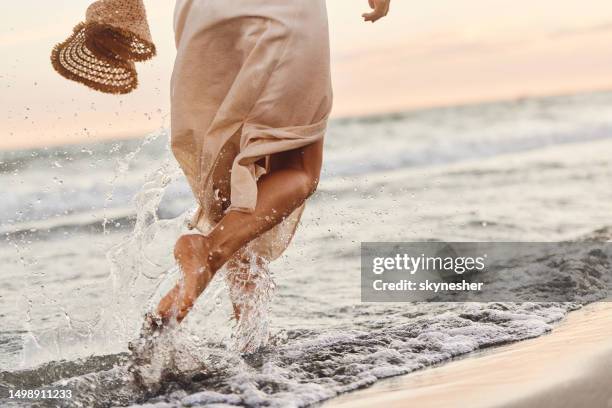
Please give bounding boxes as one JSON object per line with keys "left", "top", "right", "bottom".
{"left": 171, "top": 0, "right": 333, "bottom": 260}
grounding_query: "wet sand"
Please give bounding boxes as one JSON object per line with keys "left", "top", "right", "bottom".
{"left": 324, "top": 302, "right": 612, "bottom": 408}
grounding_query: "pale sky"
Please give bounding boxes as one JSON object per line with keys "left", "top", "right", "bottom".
{"left": 2, "top": 0, "right": 612, "bottom": 149}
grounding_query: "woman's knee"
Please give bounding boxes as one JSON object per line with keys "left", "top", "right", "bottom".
{"left": 295, "top": 169, "right": 319, "bottom": 199}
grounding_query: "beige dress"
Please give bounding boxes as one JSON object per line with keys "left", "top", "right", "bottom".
{"left": 171, "top": 0, "right": 333, "bottom": 260}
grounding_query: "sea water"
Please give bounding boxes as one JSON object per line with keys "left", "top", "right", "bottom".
{"left": 1, "top": 91, "right": 612, "bottom": 407}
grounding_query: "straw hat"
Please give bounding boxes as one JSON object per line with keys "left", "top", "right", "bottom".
{"left": 51, "top": 0, "right": 156, "bottom": 94}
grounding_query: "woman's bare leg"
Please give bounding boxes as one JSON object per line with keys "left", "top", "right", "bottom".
{"left": 156, "top": 140, "right": 323, "bottom": 323}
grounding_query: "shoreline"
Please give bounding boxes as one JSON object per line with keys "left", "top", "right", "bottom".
{"left": 323, "top": 302, "right": 612, "bottom": 408}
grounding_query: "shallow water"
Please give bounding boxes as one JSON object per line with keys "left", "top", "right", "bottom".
{"left": 1, "top": 91, "right": 612, "bottom": 407}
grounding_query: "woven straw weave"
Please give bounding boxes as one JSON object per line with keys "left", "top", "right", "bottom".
{"left": 51, "top": 0, "right": 156, "bottom": 94}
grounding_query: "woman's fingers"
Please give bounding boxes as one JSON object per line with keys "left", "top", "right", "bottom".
{"left": 362, "top": 0, "right": 390, "bottom": 23}
{"left": 362, "top": 9, "right": 382, "bottom": 22}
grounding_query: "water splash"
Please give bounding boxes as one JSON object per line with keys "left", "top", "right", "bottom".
{"left": 102, "top": 130, "right": 167, "bottom": 235}
{"left": 226, "top": 253, "right": 276, "bottom": 353}
{"left": 97, "top": 128, "right": 278, "bottom": 387}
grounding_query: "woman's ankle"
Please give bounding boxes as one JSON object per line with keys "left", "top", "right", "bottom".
{"left": 206, "top": 240, "right": 232, "bottom": 272}
{"left": 203, "top": 230, "right": 243, "bottom": 272}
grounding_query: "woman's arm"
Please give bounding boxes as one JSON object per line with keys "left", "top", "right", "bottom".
{"left": 362, "top": 0, "right": 391, "bottom": 23}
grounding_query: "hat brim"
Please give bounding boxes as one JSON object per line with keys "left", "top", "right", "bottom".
{"left": 51, "top": 23, "right": 140, "bottom": 94}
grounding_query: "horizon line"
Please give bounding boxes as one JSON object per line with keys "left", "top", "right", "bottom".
{"left": 2, "top": 86, "right": 611, "bottom": 153}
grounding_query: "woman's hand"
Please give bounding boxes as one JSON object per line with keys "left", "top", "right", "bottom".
{"left": 362, "top": 0, "right": 390, "bottom": 23}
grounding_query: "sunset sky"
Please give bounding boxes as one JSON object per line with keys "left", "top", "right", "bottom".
{"left": 2, "top": 0, "right": 612, "bottom": 149}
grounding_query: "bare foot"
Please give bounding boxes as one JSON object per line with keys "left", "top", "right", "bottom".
{"left": 156, "top": 234, "right": 214, "bottom": 324}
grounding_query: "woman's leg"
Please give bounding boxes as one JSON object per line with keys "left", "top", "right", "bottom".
{"left": 157, "top": 139, "right": 324, "bottom": 323}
